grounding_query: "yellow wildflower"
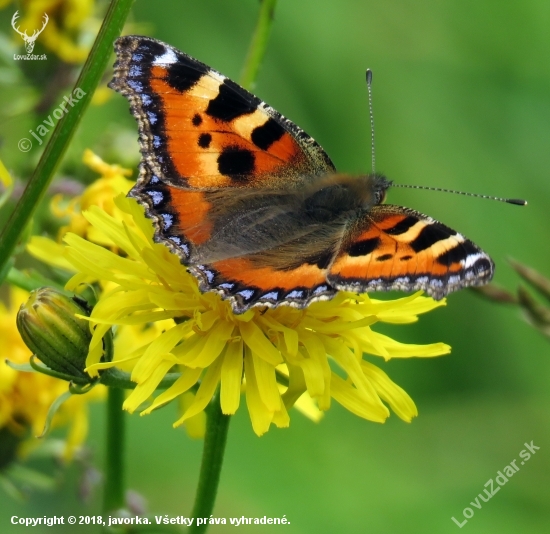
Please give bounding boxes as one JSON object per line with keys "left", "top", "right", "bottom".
{"left": 62, "top": 196, "right": 450, "bottom": 436}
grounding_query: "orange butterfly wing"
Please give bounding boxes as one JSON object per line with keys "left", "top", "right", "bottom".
{"left": 328, "top": 205, "right": 494, "bottom": 300}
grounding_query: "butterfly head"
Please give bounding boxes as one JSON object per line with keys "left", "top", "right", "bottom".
{"left": 304, "top": 173, "right": 392, "bottom": 219}
{"left": 370, "top": 173, "right": 393, "bottom": 205}
{"left": 343, "top": 173, "right": 393, "bottom": 208}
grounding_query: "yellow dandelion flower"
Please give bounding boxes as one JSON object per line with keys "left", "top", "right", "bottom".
{"left": 62, "top": 196, "right": 450, "bottom": 436}
{"left": 0, "top": 287, "right": 102, "bottom": 462}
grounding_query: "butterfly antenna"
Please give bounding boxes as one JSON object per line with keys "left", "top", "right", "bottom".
{"left": 366, "top": 69, "right": 375, "bottom": 173}
{"left": 393, "top": 183, "right": 527, "bottom": 206}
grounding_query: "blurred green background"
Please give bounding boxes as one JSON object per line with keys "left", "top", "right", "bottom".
{"left": 1, "top": 0, "right": 550, "bottom": 532}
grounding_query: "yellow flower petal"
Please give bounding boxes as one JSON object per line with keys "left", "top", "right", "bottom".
{"left": 293, "top": 392, "right": 324, "bottom": 423}
{"left": 360, "top": 360, "right": 418, "bottom": 422}
{"left": 28, "top": 236, "right": 75, "bottom": 271}
{"left": 330, "top": 374, "right": 389, "bottom": 423}
{"left": 179, "top": 392, "right": 206, "bottom": 439}
{"left": 251, "top": 351, "right": 281, "bottom": 412}
{"left": 143, "top": 366, "right": 202, "bottom": 414}
{"left": 124, "top": 359, "right": 175, "bottom": 412}
{"left": 132, "top": 326, "right": 187, "bottom": 383}
{"left": 243, "top": 349, "right": 273, "bottom": 436}
{"left": 220, "top": 340, "right": 244, "bottom": 414}
{"left": 239, "top": 320, "right": 283, "bottom": 366}
{"left": 271, "top": 401, "right": 290, "bottom": 429}
{"left": 174, "top": 358, "right": 223, "bottom": 426}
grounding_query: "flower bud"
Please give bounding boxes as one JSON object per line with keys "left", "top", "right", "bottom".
{"left": 16, "top": 288, "right": 92, "bottom": 381}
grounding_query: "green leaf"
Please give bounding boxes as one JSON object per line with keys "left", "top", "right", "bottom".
{"left": 38, "top": 389, "right": 74, "bottom": 438}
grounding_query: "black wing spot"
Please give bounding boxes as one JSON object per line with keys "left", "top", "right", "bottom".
{"left": 165, "top": 57, "right": 207, "bottom": 92}
{"left": 436, "top": 241, "right": 478, "bottom": 265}
{"left": 348, "top": 237, "right": 381, "bottom": 257}
{"left": 385, "top": 216, "right": 418, "bottom": 235}
{"left": 251, "top": 118, "right": 285, "bottom": 150}
{"left": 376, "top": 254, "right": 393, "bottom": 262}
{"left": 474, "top": 258, "right": 493, "bottom": 275}
{"left": 400, "top": 255, "right": 413, "bottom": 261}
{"left": 217, "top": 146, "right": 255, "bottom": 180}
{"left": 135, "top": 39, "right": 166, "bottom": 59}
{"left": 198, "top": 133, "right": 212, "bottom": 148}
{"left": 410, "top": 224, "right": 455, "bottom": 253}
{"left": 303, "top": 249, "right": 334, "bottom": 270}
{"left": 206, "top": 79, "right": 259, "bottom": 122}
{"left": 192, "top": 113, "right": 202, "bottom": 126}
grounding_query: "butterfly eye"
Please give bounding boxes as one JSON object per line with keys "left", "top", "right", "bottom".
{"left": 376, "top": 189, "right": 387, "bottom": 205}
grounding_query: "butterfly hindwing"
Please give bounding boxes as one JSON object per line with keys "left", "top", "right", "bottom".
{"left": 190, "top": 255, "right": 337, "bottom": 314}
{"left": 328, "top": 205, "right": 495, "bottom": 299}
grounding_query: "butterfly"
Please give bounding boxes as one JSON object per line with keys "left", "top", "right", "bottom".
{"left": 108, "top": 35, "right": 494, "bottom": 314}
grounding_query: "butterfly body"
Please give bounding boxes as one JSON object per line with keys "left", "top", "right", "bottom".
{"left": 109, "top": 36, "right": 494, "bottom": 313}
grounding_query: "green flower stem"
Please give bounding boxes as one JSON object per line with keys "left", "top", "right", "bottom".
{"left": 6, "top": 267, "right": 66, "bottom": 293}
{"left": 100, "top": 367, "right": 186, "bottom": 390}
{"left": 188, "top": 3, "right": 278, "bottom": 531}
{"left": 8, "top": 357, "right": 190, "bottom": 390}
{"left": 103, "top": 386, "right": 126, "bottom": 516}
{"left": 189, "top": 396, "right": 231, "bottom": 534}
{"left": 0, "top": 0, "right": 135, "bottom": 284}
{"left": 102, "top": 325, "right": 126, "bottom": 517}
{"left": 240, "top": 0, "right": 278, "bottom": 90}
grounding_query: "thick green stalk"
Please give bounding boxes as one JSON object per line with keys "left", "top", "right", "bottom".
{"left": 0, "top": 0, "right": 135, "bottom": 283}
{"left": 240, "top": 0, "right": 278, "bottom": 90}
{"left": 103, "top": 386, "right": 126, "bottom": 516}
{"left": 102, "top": 326, "right": 125, "bottom": 518}
{"left": 188, "top": 397, "right": 231, "bottom": 534}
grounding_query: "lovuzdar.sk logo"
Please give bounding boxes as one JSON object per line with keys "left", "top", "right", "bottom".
{"left": 11, "top": 10, "right": 48, "bottom": 60}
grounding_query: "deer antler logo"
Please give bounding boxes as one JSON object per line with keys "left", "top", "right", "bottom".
{"left": 11, "top": 11, "right": 49, "bottom": 54}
